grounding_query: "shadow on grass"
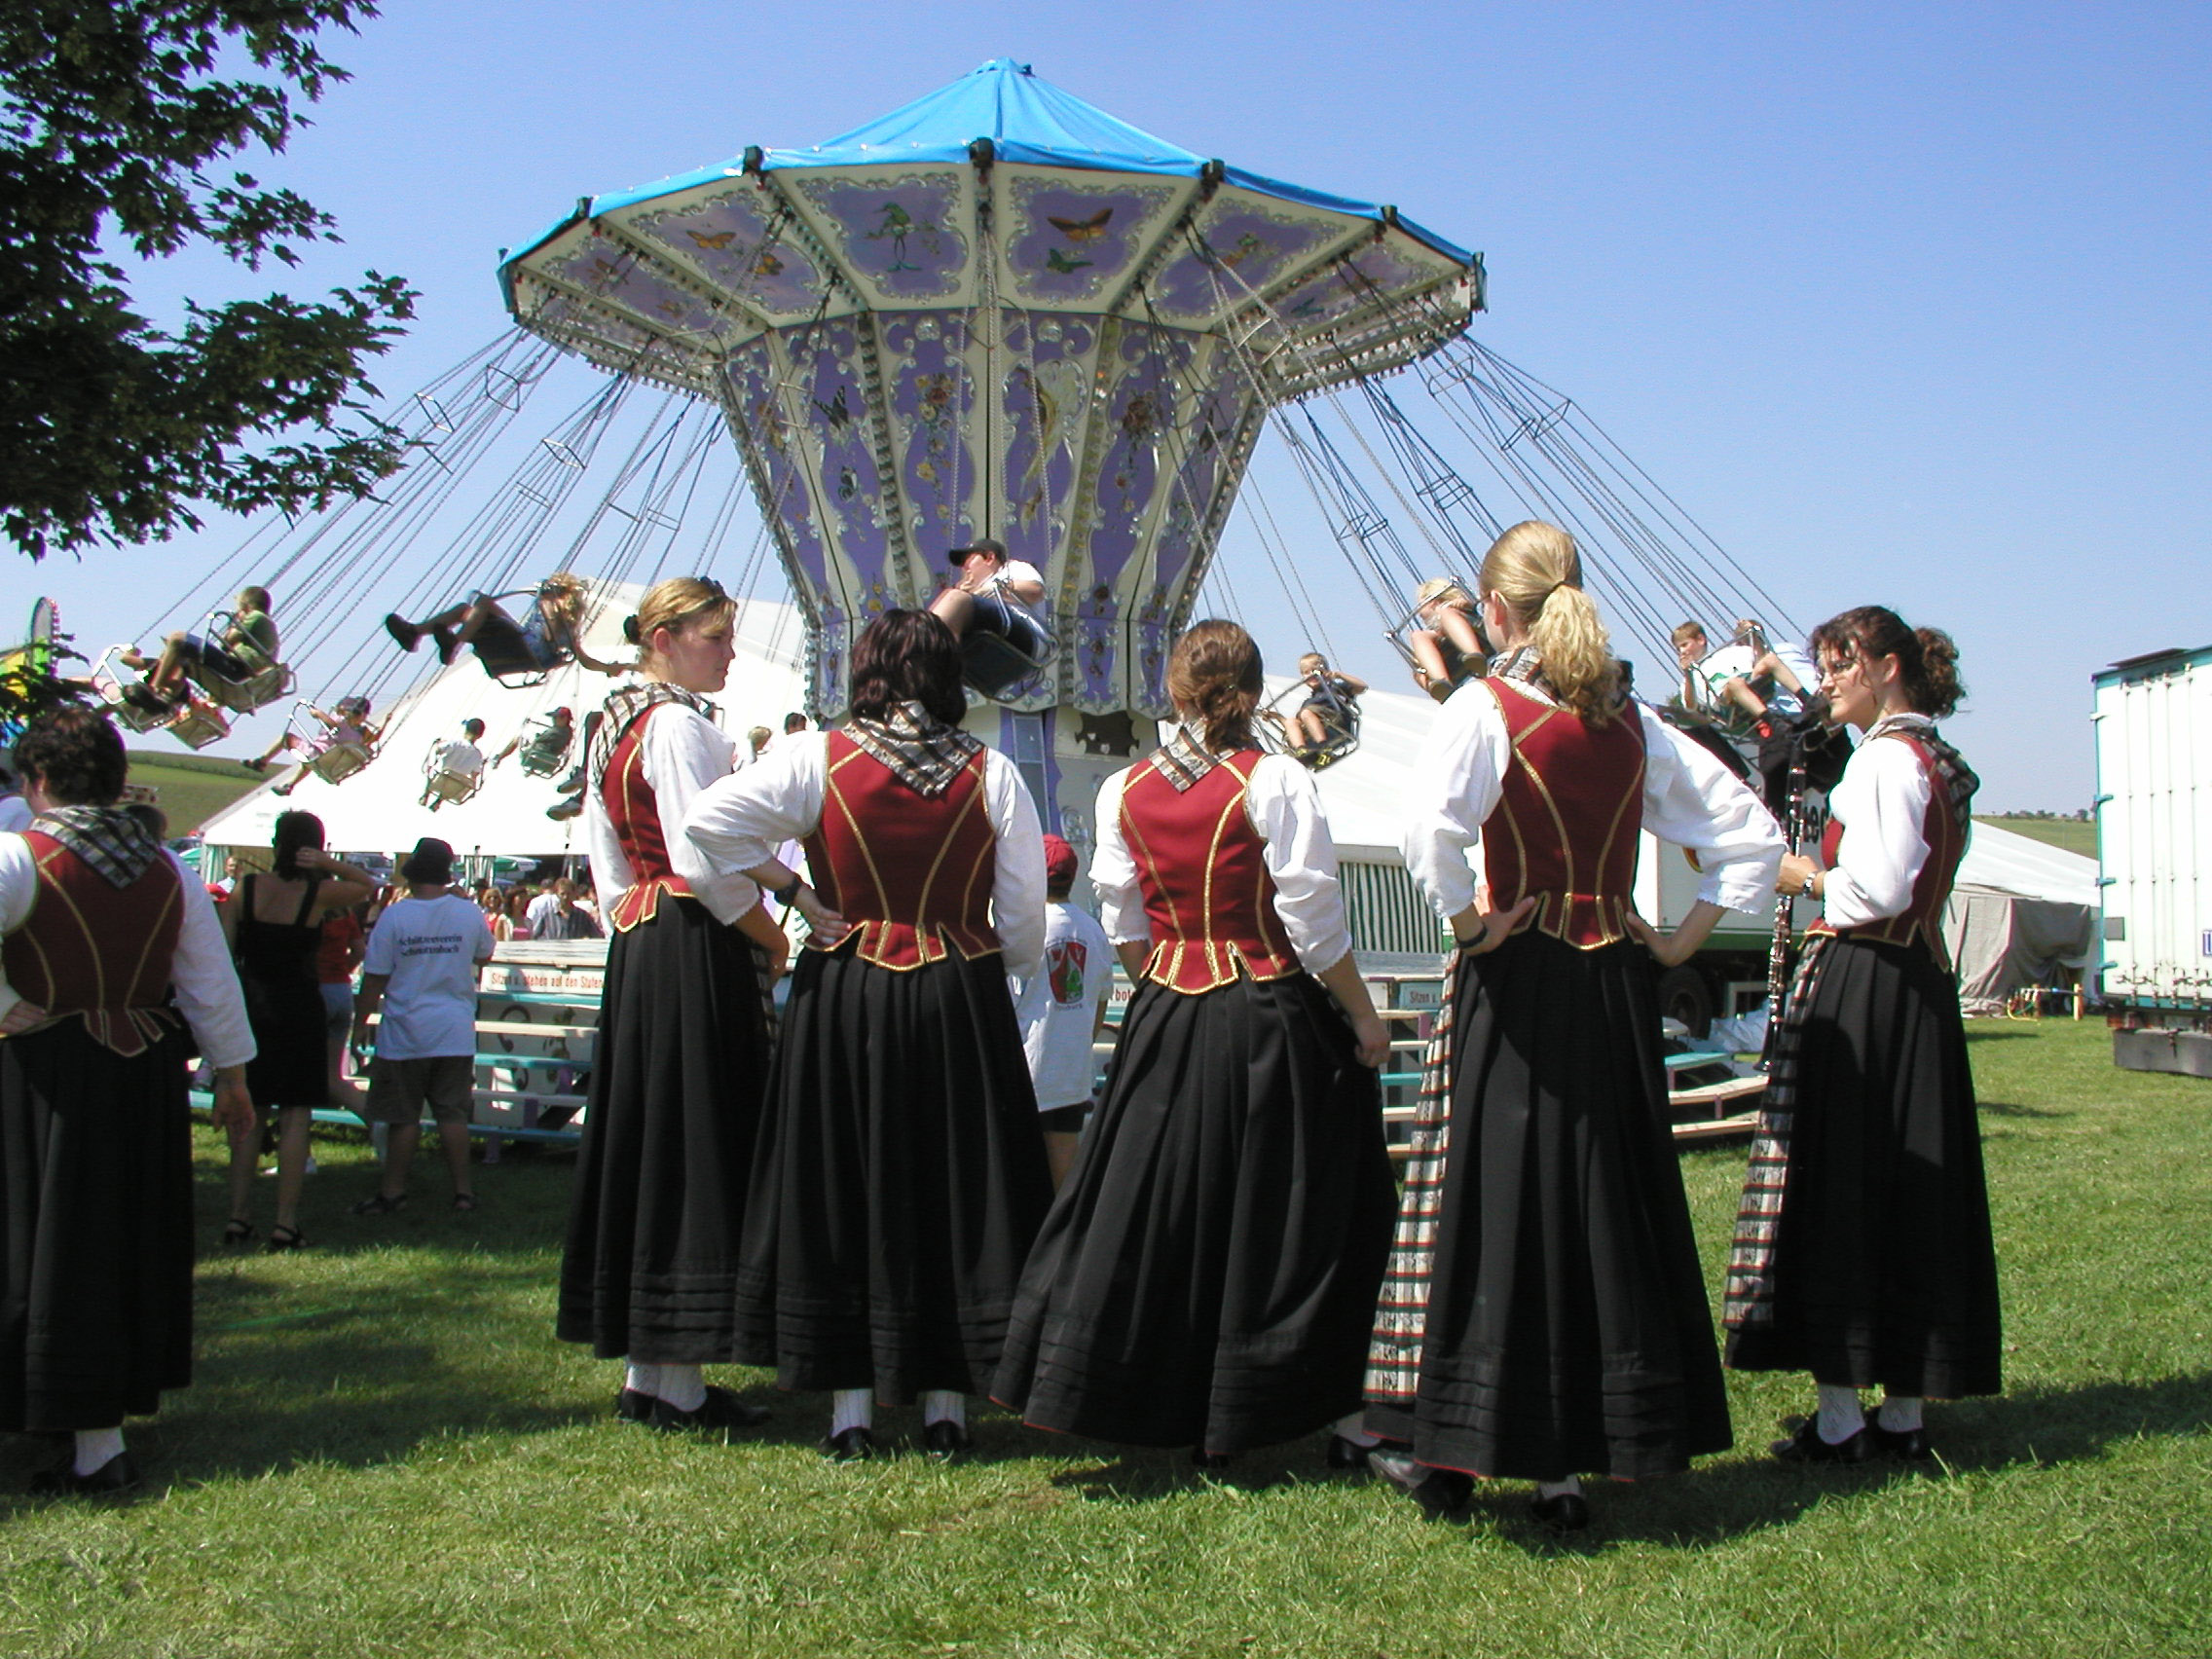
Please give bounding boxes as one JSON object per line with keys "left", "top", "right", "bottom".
{"left": 1978, "top": 1098, "right": 2069, "bottom": 1119}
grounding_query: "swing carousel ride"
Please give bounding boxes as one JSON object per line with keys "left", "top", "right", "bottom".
{"left": 91, "top": 59, "right": 1793, "bottom": 852}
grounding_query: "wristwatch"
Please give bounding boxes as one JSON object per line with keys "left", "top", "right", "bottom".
{"left": 772, "top": 876, "right": 803, "bottom": 907}
{"left": 1799, "top": 869, "right": 1820, "bottom": 898}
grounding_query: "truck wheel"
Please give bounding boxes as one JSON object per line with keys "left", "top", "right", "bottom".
{"left": 1657, "top": 965, "right": 1714, "bottom": 1038}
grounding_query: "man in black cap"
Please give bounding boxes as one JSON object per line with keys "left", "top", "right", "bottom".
{"left": 350, "top": 837, "right": 495, "bottom": 1215}
{"left": 927, "top": 536, "right": 1053, "bottom": 697}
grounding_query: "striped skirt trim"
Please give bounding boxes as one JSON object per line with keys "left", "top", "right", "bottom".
{"left": 1364, "top": 952, "right": 1462, "bottom": 1402}
{"left": 1721, "top": 933, "right": 1833, "bottom": 1330}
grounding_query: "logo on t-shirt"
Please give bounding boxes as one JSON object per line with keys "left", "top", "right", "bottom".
{"left": 1047, "top": 939, "right": 1088, "bottom": 1006}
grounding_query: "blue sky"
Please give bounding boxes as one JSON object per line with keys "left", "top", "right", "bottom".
{"left": 20, "top": 0, "right": 2210, "bottom": 809}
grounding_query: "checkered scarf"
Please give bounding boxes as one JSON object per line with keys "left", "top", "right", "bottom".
{"left": 1148, "top": 724, "right": 1221, "bottom": 793}
{"left": 1865, "top": 714, "right": 1979, "bottom": 834}
{"left": 587, "top": 683, "right": 719, "bottom": 789}
{"left": 845, "top": 701, "right": 982, "bottom": 797}
{"left": 33, "top": 805, "right": 163, "bottom": 889}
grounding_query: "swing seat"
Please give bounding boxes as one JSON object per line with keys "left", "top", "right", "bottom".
{"left": 423, "top": 768, "right": 482, "bottom": 810}
{"left": 92, "top": 648, "right": 172, "bottom": 733}
{"left": 165, "top": 699, "right": 231, "bottom": 750}
{"left": 471, "top": 633, "right": 551, "bottom": 690}
{"left": 1307, "top": 730, "right": 1359, "bottom": 770}
{"left": 518, "top": 742, "right": 570, "bottom": 779}
{"left": 959, "top": 630, "right": 1054, "bottom": 700}
{"left": 311, "top": 741, "right": 373, "bottom": 785}
{"left": 197, "top": 658, "right": 293, "bottom": 715}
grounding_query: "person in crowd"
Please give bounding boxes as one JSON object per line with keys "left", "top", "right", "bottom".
{"left": 122, "top": 586, "right": 280, "bottom": 712}
{"left": 476, "top": 883, "right": 515, "bottom": 943}
{"left": 0, "top": 709, "right": 256, "bottom": 1493}
{"left": 1012, "top": 833, "right": 1113, "bottom": 1189}
{"left": 747, "top": 725, "right": 773, "bottom": 762}
{"left": 492, "top": 706, "right": 576, "bottom": 775}
{"left": 0, "top": 740, "right": 35, "bottom": 833}
{"left": 349, "top": 837, "right": 494, "bottom": 1216}
{"left": 523, "top": 878, "right": 563, "bottom": 938}
{"left": 248, "top": 696, "right": 376, "bottom": 795}
{"left": 220, "top": 811, "right": 378, "bottom": 1251}
{"left": 504, "top": 885, "right": 535, "bottom": 940}
{"left": 1408, "top": 578, "right": 1489, "bottom": 703}
{"left": 385, "top": 571, "right": 628, "bottom": 680}
{"left": 927, "top": 537, "right": 1054, "bottom": 696}
{"left": 1368, "top": 522, "right": 1783, "bottom": 1531}
{"left": 1285, "top": 651, "right": 1367, "bottom": 759}
{"left": 558, "top": 577, "right": 791, "bottom": 1436}
{"left": 316, "top": 902, "right": 368, "bottom": 1110}
{"left": 1723, "top": 608, "right": 2000, "bottom": 1463}
{"left": 682, "top": 608, "right": 1051, "bottom": 1461}
{"left": 421, "top": 719, "right": 488, "bottom": 809}
{"left": 995, "top": 621, "right": 1398, "bottom": 1469}
{"left": 535, "top": 877, "right": 604, "bottom": 942}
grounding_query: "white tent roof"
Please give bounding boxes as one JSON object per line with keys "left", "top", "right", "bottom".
{"left": 197, "top": 586, "right": 807, "bottom": 859}
{"left": 1953, "top": 821, "right": 2099, "bottom": 908}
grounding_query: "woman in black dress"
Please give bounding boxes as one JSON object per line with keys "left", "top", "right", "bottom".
{"left": 0, "top": 709, "right": 256, "bottom": 1493}
{"left": 682, "top": 610, "right": 1051, "bottom": 1459}
{"left": 1724, "top": 607, "right": 2000, "bottom": 1461}
{"left": 221, "top": 810, "right": 375, "bottom": 1251}
{"left": 558, "top": 577, "right": 791, "bottom": 1434}
{"left": 1370, "top": 521, "right": 1783, "bottom": 1530}
{"left": 993, "top": 620, "right": 1398, "bottom": 1466}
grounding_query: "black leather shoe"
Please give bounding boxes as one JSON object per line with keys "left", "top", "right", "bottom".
{"left": 1770, "top": 1416, "right": 1872, "bottom": 1464}
{"left": 1369, "top": 1450, "right": 1474, "bottom": 1522}
{"left": 1862, "top": 1413, "right": 1936, "bottom": 1461}
{"left": 921, "top": 1419, "right": 972, "bottom": 1461}
{"left": 822, "top": 1425, "right": 878, "bottom": 1462}
{"left": 1190, "top": 1448, "right": 1235, "bottom": 1471}
{"left": 614, "top": 1387, "right": 654, "bottom": 1423}
{"left": 1325, "top": 1435, "right": 1374, "bottom": 1472}
{"left": 1530, "top": 1492, "right": 1590, "bottom": 1532}
{"left": 650, "top": 1385, "right": 770, "bottom": 1435}
{"left": 29, "top": 1450, "right": 142, "bottom": 1497}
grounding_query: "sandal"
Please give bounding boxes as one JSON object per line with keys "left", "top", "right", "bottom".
{"left": 451, "top": 1193, "right": 479, "bottom": 1213}
{"left": 266, "top": 1224, "right": 308, "bottom": 1252}
{"left": 351, "top": 1192, "right": 409, "bottom": 1216}
{"left": 221, "top": 1216, "right": 256, "bottom": 1246}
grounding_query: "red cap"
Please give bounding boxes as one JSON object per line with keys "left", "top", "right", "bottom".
{"left": 1041, "top": 833, "right": 1079, "bottom": 888}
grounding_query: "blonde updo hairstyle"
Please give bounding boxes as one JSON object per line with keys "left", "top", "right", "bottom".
{"left": 1481, "top": 520, "right": 1620, "bottom": 724}
{"left": 1167, "top": 619, "right": 1264, "bottom": 753}
{"left": 624, "top": 575, "right": 735, "bottom": 665}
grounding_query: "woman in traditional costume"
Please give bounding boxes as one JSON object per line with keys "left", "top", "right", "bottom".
{"left": 557, "top": 577, "right": 790, "bottom": 1435}
{"left": 0, "top": 709, "right": 256, "bottom": 1493}
{"left": 1368, "top": 521, "right": 1783, "bottom": 1530}
{"left": 993, "top": 619, "right": 1398, "bottom": 1467}
{"left": 1723, "top": 607, "right": 1999, "bottom": 1460}
{"left": 682, "top": 609, "right": 1051, "bottom": 1460}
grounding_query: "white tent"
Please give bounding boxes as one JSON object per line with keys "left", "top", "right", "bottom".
{"left": 197, "top": 586, "right": 807, "bottom": 864}
{"left": 1943, "top": 821, "right": 2099, "bottom": 1014}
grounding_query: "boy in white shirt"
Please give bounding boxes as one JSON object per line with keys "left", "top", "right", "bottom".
{"left": 1014, "top": 833, "right": 1112, "bottom": 1188}
{"left": 350, "top": 837, "right": 496, "bottom": 1213}
{"left": 928, "top": 536, "right": 1054, "bottom": 697}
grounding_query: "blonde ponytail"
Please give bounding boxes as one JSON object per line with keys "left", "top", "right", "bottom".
{"left": 1480, "top": 521, "right": 1621, "bottom": 723}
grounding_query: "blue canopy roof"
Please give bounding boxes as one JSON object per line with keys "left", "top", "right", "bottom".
{"left": 561, "top": 59, "right": 1470, "bottom": 266}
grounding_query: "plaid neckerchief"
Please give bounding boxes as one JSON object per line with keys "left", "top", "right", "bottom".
{"left": 1148, "top": 724, "right": 1220, "bottom": 793}
{"left": 33, "top": 805, "right": 163, "bottom": 889}
{"left": 845, "top": 701, "right": 983, "bottom": 797}
{"left": 1489, "top": 645, "right": 1557, "bottom": 702}
{"left": 587, "top": 682, "right": 719, "bottom": 789}
{"left": 1865, "top": 713, "right": 1979, "bottom": 835}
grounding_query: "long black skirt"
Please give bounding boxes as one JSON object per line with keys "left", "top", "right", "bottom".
{"left": 1365, "top": 932, "right": 1732, "bottom": 1481}
{"left": 556, "top": 898, "right": 770, "bottom": 1362}
{"left": 995, "top": 973, "right": 1396, "bottom": 1454}
{"left": 0, "top": 1018, "right": 195, "bottom": 1430}
{"left": 732, "top": 944, "right": 1051, "bottom": 1399}
{"left": 1725, "top": 936, "right": 2001, "bottom": 1396}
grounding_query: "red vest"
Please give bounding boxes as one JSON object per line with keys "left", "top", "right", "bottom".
{"left": 1810, "top": 732, "right": 1964, "bottom": 970}
{"left": 2, "top": 831, "right": 183, "bottom": 1055}
{"left": 600, "top": 708, "right": 696, "bottom": 932}
{"left": 801, "top": 734, "right": 999, "bottom": 968}
{"left": 1119, "top": 749, "right": 1301, "bottom": 992}
{"left": 1481, "top": 680, "right": 1646, "bottom": 949}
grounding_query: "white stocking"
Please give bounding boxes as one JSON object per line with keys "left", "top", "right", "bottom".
{"left": 1816, "top": 1382, "right": 1864, "bottom": 1444}
{"left": 919, "top": 1389, "right": 966, "bottom": 1428}
{"left": 657, "top": 1363, "right": 706, "bottom": 1413}
{"left": 831, "top": 1388, "right": 873, "bottom": 1436}
{"left": 74, "top": 1426, "right": 125, "bottom": 1477}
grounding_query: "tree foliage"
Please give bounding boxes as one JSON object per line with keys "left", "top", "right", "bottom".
{"left": 0, "top": 0, "right": 417, "bottom": 561}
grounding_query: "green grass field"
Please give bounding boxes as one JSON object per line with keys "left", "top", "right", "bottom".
{"left": 1, "top": 1017, "right": 2204, "bottom": 1658}
{"left": 126, "top": 749, "right": 262, "bottom": 837}
{"left": 1976, "top": 815, "right": 2099, "bottom": 859}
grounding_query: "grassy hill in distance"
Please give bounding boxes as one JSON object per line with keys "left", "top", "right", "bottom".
{"left": 1976, "top": 814, "right": 2098, "bottom": 859}
{"left": 127, "top": 749, "right": 262, "bottom": 836}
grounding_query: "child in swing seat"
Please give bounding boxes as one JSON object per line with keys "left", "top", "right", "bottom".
{"left": 1408, "top": 577, "right": 1488, "bottom": 703}
{"left": 1288, "top": 652, "right": 1366, "bottom": 758}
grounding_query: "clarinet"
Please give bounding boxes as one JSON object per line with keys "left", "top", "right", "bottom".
{"left": 1760, "top": 732, "right": 1811, "bottom": 1070}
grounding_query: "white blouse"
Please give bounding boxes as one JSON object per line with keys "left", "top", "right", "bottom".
{"left": 680, "top": 730, "right": 1049, "bottom": 979}
{"left": 1402, "top": 682, "right": 1785, "bottom": 922}
{"left": 1089, "top": 746, "right": 1356, "bottom": 976}
{"left": 0, "top": 842, "right": 256, "bottom": 1068}
{"left": 1820, "top": 718, "right": 1954, "bottom": 929}
{"left": 582, "top": 702, "right": 760, "bottom": 928}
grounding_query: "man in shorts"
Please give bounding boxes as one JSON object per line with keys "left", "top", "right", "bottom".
{"left": 350, "top": 837, "right": 495, "bottom": 1214}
